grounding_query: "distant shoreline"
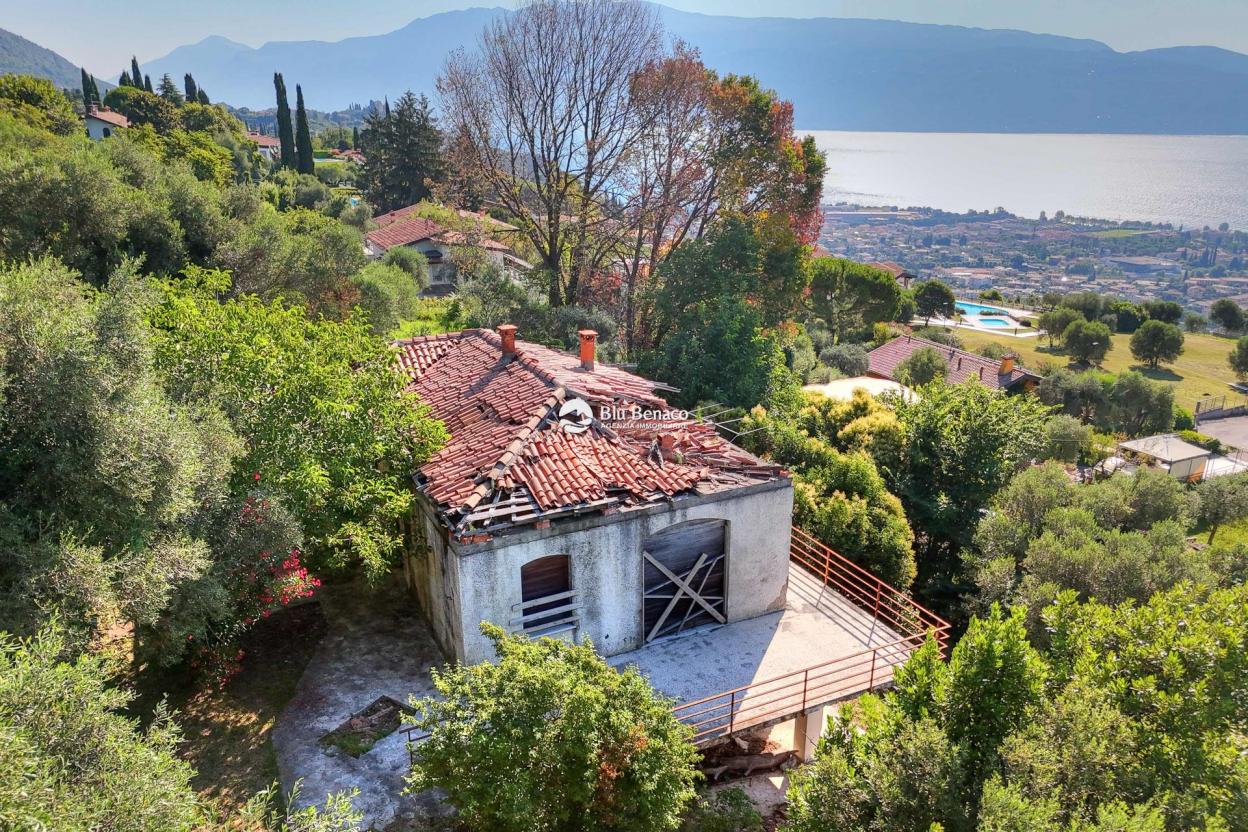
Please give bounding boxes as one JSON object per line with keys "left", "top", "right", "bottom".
{"left": 809, "top": 131, "right": 1248, "bottom": 232}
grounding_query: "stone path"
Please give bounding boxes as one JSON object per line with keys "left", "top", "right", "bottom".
{"left": 271, "top": 576, "right": 445, "bottom": 830}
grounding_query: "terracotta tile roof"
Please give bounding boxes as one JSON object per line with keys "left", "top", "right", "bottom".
{"left": 868, "top": 260, "right": 915, "bottom": 279}
{"left": 365, "top": 213, "right": 514, "bottom": 254}
{"left": 246, "top": 132, "right": 281, "bottom": 148}
{"left": 867, "top": 335, "right": 1041, "bottom": 390}
{"left": 365, "top": 217, "right": 446, "bottom": 251}
{"left": 372, "top": 204, "right": 426, "bottom": 228}
{"left": 395, "top": 329, "right": 784, "bottom": 538}
{"left": 86, "top": 107, "right": 129, "bottom": 128}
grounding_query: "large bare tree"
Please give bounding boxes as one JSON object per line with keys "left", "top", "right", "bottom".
{"left": 438, "top": 0, "right": 662, "bottom": 307}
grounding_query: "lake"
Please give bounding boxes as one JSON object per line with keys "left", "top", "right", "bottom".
{"left": 805, "top": 131, "right": 1248, "bottom": 231}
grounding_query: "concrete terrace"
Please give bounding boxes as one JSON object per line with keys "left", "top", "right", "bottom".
{"left": 272, "top": 539, "right": 941, "bottom": 827}
{"left": 612, "top": 563, "right": 916, "bottom": 742}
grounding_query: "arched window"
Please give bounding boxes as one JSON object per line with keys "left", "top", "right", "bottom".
{"left": 519, "top": 554, "right": 571, "bottom": 631}
{"left": 642, "top": 519, "right": 727, "bottom": 642}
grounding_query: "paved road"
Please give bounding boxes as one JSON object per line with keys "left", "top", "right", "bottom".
{"left": 1198, "top": 415, "right": 1248, "bottom": 452}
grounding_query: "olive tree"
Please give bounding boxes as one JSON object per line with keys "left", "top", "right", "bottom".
{"left": 407, "top": 625, "right": 700, "bottom": 832}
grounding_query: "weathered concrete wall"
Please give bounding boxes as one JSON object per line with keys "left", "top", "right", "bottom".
{"left": 405, "top": 499, "right": 465, "bottom": 661}
{"left": 449, "top": 481, "right": 794, "bottom": 664}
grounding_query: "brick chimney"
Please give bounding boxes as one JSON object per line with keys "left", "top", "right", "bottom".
{"left": 999, "top": 354, "right": 1015, "bottom": 374}
{"left": 498, "top": 324, "right": 518, "bottom": 356}
{"left": 577, "top": 329, "right": 598, "bottom": 371}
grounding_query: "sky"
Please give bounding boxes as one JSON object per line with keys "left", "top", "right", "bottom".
{"left": 4, "top": 0, "right": 1248, "bottom": 75}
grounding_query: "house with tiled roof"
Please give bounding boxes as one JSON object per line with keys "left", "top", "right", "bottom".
{"left": 394, "top": 325, "right": 794, "bottom": 663}
{"left": 365, "top": 205, "right": 531, "bottom": 293}
{"left": 867, "top": 335, "right": 1041, "bottom": 392}
{"left": 868, "top": 260, "right": 915, "bottom": 288}
{"left": 84, "top": 105, "right": 128, "bottom": 140}
{"left": 246, "top": 131, "right": 282, "bottom": 163}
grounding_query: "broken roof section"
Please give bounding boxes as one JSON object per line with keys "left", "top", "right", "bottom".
{"left": 395, "top": 328, "right": 785, "bottom": 540}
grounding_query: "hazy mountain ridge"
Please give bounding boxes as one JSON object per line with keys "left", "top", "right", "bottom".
{"left": 6, "top": 6, "right": 1248, "bottom": 133}
{"left": 0, "top": 27, "right": 112, "bottom": 92}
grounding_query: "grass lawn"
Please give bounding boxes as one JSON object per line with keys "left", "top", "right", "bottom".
{"left": 391, "top": 298, "right": 466, "bottom": 340}
{"left": 126, "top": 602, "right": 327, "bottom": 817}
{"left": 951, "top": 327, "right": 1237, "bottom": 410}
{"left": 1087, "top": 229, "right": 1156, "bottom": 238}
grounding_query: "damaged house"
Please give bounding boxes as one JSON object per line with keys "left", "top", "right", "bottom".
{"left": 394, "top": 325, "right": 794, "bottom": 663}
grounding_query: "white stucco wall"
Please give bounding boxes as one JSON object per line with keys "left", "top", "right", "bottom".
{"left": 85, "top": 118, "right": 115, "bottom": 140}
{"left": 445, "top": 481, "right": 794, "bottom": 664}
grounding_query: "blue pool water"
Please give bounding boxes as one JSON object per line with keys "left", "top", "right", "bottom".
{"left": 955, "top": 300, "right": 1009, "bottom": 316}
{"left": 978, "top": 317, "right": 1014, "bottom": 328}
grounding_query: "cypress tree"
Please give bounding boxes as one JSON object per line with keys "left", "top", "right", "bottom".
{"left": 119, "top": 70, "right": 132, "bottom": 87}
{"left": 88, "top": 75, "right": 101, "bottom": 106}
{"left": 352, "top": 125, "right": 360, "bottom": 149}
{"left": 197, "top": 88, "right": 210, "bottom": 105}
{"left": 130, "top": 56, "right": 143, "bottom": 89}
{"left": 143, "top": 74, "right": 153, "bottom": 93}
{"left": 80, "top": 68, "right": 93, "bottom": 106}
{"left": 295, "top": 84, "right": 315, "bottom": 175}
{"left": 273, "top": 73, "right": 295, "bottom": 169}
{"left": 184, "top": 73, "right": 198, "bottom": 103}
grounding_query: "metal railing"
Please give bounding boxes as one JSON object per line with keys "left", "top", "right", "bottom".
{"left": 407, "top": 527, "right": 950, "bottom": 759}
{"left": 671, "top": 526, "right": 950, "bottom": 744}
{"left": 789, "top": 526, "right": 949, "bottom": 651}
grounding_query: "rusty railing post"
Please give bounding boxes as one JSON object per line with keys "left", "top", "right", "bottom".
{"left": 868, "top": 647, "right": 877, "bottom": 689}
{"left": 728, "top": 690, "right": 736, "bottom": 735}
{"left": 802, "top": 667, "right": 810, "bottom": 711}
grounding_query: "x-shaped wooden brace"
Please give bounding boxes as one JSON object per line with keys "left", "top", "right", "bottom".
{"left": 643, "top": 550, "right": 726, "bottom": 642}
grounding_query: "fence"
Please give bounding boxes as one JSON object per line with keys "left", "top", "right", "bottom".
{"left": 670, "top": 527, "right": 950, "bottom": 744}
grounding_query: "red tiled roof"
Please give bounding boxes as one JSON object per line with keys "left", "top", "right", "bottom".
{"left": 867, "top": 336, "right": 1040, "bottom": 390}
{"left": 395, "top": 329, "right": 784, "bottom": 538}
{"left": 365, "top": 217, "right": 447, "bottom": 251}
{"left": 366, "top": 215, "right": 515, "bottom": 254}
{"left": 869, "top": 261, "right": 914, "bottom": 279}
{"left": 247, "top": 132, "right": 281, "bottom": 148}
{"left": 86, "top": 107, "right": 129, "bottom": 128}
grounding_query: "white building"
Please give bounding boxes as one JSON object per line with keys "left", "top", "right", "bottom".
{"left": 84, "top": 106, "right": 129, "bottom": 140}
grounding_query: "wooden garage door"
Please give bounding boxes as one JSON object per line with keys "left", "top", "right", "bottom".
{"left": 642, "top": 519, "right": 727, "bottom": 643}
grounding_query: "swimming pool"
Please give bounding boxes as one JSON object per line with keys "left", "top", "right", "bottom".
{"left": 978, "top": 317, "right": 1014, "bottom": 328}
{"left": 955, "top": 300, "right": 1009, "bottom": 316}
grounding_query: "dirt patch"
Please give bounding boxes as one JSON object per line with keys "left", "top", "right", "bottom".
{"left": 126, "top": 602, "right": 328, "bottom": 817}
{"left": 320, "top": 695, "right": 414, "bottom": 757}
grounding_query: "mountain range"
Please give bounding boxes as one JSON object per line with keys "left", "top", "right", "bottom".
{"left": 7, "top": 5, "right": 1248, "bottom": 133}
{"left": 0, "top": 26, "right": 112, "bottom": 93}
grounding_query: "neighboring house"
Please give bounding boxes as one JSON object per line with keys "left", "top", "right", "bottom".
{"left": 247, "top": 132, "right": 282, "bottom": 163}
{"left": 329, "top": 148, "right": 365, "bottom": 164}
{"left": 365, "top": 208, "right": 531, "bottom": 293}
{"left": 866, "top": 335, "right": 1042, "bottom": 392}
{"left": 1116, "top": 434, "right": 1214, "bottom": 482}
{"left": 394, "top": 325, "right": 795, "bottom": 663}
{"left": 84, "top": 105, "right": 128, "bottom": 139}
{"left": 868, "top": 260, "right": 916, "bottom": 289}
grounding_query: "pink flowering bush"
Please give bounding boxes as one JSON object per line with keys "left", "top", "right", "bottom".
{"left": 149, "top": 485, "right": 319, "bottom": 685}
